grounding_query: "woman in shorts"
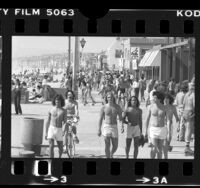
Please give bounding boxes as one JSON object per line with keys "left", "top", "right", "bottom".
{"left": 122, "top": 96, "right": 142, "bottom": 159}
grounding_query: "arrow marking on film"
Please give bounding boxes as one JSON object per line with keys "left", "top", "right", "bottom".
{"left": 44, "top": 176, "right": 58, "bottom": 183}
{"left": 136, "top": 177, "right": 151, "bottom": 184}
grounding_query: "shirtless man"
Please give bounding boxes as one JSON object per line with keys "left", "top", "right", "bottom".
{"left": 144, "top": 91, "right": 167, "bottom": 159}
{"left": 45, "top": 94, "right": 67, "bottom": 158}
{"left": 174, "top": 84, "right": 188, "bottom": 141}
{"left": 98, "top": 92, "right": 122, "bottom": 158}
{"left": 163, "top": 93, "right": 179, "bottom": 159}
{"left": 183, "top": 82, "right": 195, "bottom": 156}
{"left": 63, "top": 90, "right": 79, "bottom": 153}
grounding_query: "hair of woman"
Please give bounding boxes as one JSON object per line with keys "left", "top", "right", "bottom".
{"left": 127, "top": 95, "right": 140, "bottom": 107}
{"left": 52, "top": 94, "right": 65, "bottom": 107}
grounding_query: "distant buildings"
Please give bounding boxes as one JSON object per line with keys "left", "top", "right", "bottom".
{"left": 105, "top": 38, "right": 123, "bottom": 70}
{"left": 103, "top": 37, "right": 171, "bottom": 75}
{"left": 12, "top": 53, "right": 73, "bottom": 74}
{"left": 103, "top": 37, "right": 195, "bottom": 82}
{"left": 139, "top": 37, "right": 195, "bottom": 82}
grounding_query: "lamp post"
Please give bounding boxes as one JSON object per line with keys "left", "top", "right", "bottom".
{"left": 72, "top": 37, "right": 80, "bottom": 100}
{"left": 121, "top": 39, "right": 125, "bottom": 72}
{"left": 68, "top": 36, "right": 71, "bottom": 74}
{"left": 80, "top": 38, "right": 86, "bottom": 70}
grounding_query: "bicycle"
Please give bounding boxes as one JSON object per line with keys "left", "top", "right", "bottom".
{"left": 63, "top": 116, "right": 79, "bottom": 158}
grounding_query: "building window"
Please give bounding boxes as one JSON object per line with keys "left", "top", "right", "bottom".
{"left": 115, "top": 49, "right": 123, "bottom": 58}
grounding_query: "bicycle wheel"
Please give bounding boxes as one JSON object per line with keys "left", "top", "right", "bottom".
{"left": 68, "top": 134, "right": 75, "bottom": 158}
{"left": 72, "top": 140, "right": 76, "bottom": 157}
{"left": 68, "top": 134, "right": 72, "bottom": 158}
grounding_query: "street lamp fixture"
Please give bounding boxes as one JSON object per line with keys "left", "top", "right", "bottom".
{"left": 80, "top": 38, "right": 86, "bottom": 49}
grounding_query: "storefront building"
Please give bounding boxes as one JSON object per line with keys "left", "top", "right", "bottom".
{"left": 121, "top": 37, "right": 172, "bottom": 77}
{"left": 139, "top": 38, "right": 195, "bottom": 82}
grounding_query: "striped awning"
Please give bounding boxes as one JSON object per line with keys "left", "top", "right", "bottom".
{"left": 139, "top": 50, "right": 161, "bottom": 67}
{"left": 139, "top": 51, "right": 151, "bottom": 67}
{"left": 145, "top": 50, "right": 160, "bottom": 67}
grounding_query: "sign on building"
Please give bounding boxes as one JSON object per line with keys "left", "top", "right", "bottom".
{"left": 131, "top": 47, "right": 140, "bottom": 59}
{"left": 132, "top": 59, "right": 138, "bottom": 70}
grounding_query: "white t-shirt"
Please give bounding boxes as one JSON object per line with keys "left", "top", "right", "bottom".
{"left": 130, "top": 75, "right": 134, "bottom": 80}
{"left": 42, "top": 79, "right": 48, "bottom": 86}
{"left": 149, "top": 89, "right": 156, "bottom": 101}
{"left": 132, "top": 81, "right": 139, "bottom": 88}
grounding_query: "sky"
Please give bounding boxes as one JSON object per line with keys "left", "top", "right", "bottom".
{"left": 12, "top": 36, "right": 116, "bottom": 58}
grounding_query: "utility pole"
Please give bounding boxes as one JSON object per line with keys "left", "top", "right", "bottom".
{"left": 73, "top": 37, "right": 79, "bottom": 99}
{"left": 67, "top": 36, "right": 71, "bottom": 75}
{"left": 188, "top": 38, "right": 192, "bottom": 81}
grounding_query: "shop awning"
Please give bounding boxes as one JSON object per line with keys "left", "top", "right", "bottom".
{"left": 145, "top": 50, "right": 161, "bottom": 67}
{"left": 139, "top": 50, "right": 161, "bottom": 67}
{"left": 139, "top": 51, "right": 152, "bottom": 67}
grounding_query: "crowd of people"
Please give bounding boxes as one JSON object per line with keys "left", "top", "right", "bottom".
{"left": 80, "top": 70, "right": 195, "bottom": 159}
{"left": 12, "top": 68, "right": 195, "bottom": 159}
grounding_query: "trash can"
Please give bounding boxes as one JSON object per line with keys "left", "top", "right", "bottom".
{"left": 21, "top": 117, "right": 44, "bottom": 156}
{"left": 19, "top": 150, "right": 35, "bottom": 158}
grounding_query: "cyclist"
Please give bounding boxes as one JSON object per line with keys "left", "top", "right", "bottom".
{"left": 63, "top": 90, "right": 80, "bottom": 153}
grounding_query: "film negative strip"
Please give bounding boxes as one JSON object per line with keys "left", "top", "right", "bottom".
{"left": 0, "top": 8, "right": 199, "bottom": 185}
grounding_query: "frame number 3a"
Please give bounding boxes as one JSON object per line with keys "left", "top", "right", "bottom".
{"left": 153, "top": 177, "right": 168, "bottom": 184}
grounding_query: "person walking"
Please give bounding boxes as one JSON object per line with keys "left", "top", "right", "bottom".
{"left": 168, "top": 78, "right": 176, "bottom": 96}
{"left": 163, "top": 93, "right": 179, "bottom": 159}
{"left": 97, "top": 92, "right": 123, "bottom": 158}
{"left": 139, "top": 76, "right": 146, "bottom": 102}
{"left": 13, "top": 79, "right": 23, "bottom": 115}
{"left": 144, "top": 91, "right": 167, "bottom": 159}
{"left": 83, "top": 75, "right": 96, "bottom": 106}
{"left": 174, "top": 83, "right": 188, "bottom": 141}
{"left": 182, "top": 81, "right": 195, "bottom": 156}
{"left": 121, "top": 96, "right": 143, "bottom": 159}
{"left": 132, "top": 77, "right": 140, "bottom": 99}
{"left": 98, "top": 79, "right": 117, "bottom": 105}
{"left": 45, "top": 94, "right": 67, "bottom": 158}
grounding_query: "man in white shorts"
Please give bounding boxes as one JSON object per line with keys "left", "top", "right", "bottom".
{"left": 45, "top": 94, "right": 67, "bottom": 158}
{"left": 144, "top": 91, "right": 167, "bottom": 159}
{"left": 98, "top": 92, "right": 122, "bottom": 158}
